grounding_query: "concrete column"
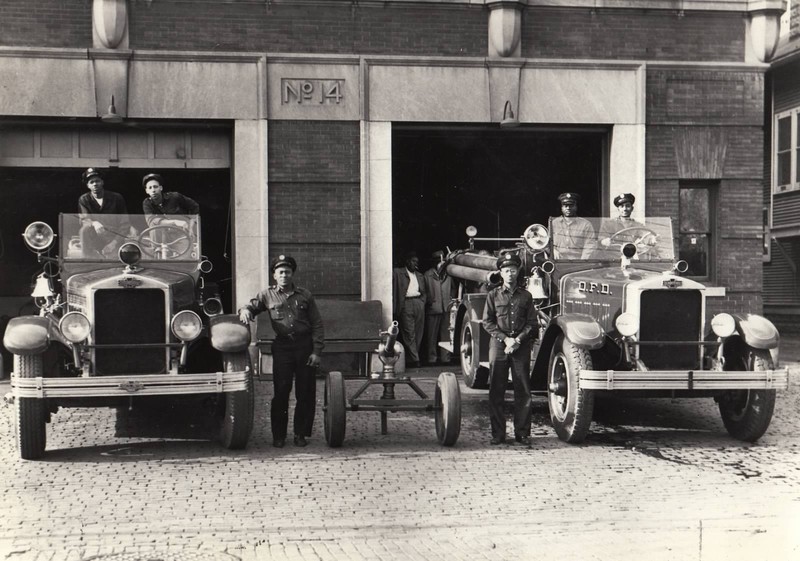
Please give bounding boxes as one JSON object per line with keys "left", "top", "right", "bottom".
{"left": 363, "top": 120, "right": 393, "bottom": 327}
{"left": 609, "top": 124, "right": 646, "bottom": 222}
{"left": 233, "top": 119, "right": 269, "bottom": 310}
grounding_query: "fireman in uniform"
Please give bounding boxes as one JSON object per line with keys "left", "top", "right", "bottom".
{"left": 482, "top": 252, "right": 537, "bottom": 446}
{"left": 551, "top": 192, "right": 595, "bottom": 259}
{"left": 599, "top": 193, "right": 642, "bottom": 247}
{"left": 78, "top": 168, "right": 138, "bottom": 257}
{"left": 238, "top": 255, "right": 324, "bottom": 448}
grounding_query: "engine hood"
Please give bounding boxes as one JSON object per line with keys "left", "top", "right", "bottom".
{"left": 65, "top": 267, "right": 197, "bottom": 309}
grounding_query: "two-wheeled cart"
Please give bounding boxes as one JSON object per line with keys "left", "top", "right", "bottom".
{"left": 323, "top": 322, "right": 461, "bottom": 447}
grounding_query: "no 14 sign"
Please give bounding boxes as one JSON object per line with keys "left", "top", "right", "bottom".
{"left": 282, "top": 79, "right": 344, "bottom": 105}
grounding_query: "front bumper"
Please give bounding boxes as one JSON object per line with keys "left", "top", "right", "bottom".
{"left": 11, "top": 371, "right": 250, "bottom": 399}
{"left": 579, "top": 368, "right": 790, "bottom": 391}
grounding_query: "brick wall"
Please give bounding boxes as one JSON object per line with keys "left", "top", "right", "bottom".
{"left": 267, "top": 121, "right": 360, "bottom": 298}
{"left": 522, "top": 8, "right": 744, "bottom": 61}
{"left": 0, "top": 0, "right": 91, "bottom": 47}
{"left": 129, "top": 1, "right": 485, "bottom": 56}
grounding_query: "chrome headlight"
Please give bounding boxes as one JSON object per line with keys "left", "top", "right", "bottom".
{"left": 23, "top": 222, "right": 55, "bottom": 251}
{"left": 523, "top": 223, "right": 550, "bottom": 251}
{"left": 615, "top": 312, "right": 639, "bottom": 337}
{"left": 711, "top": 313, "right": 736, "bottom": 338}
{"left": 59, "top": 312, "right": 91, "bottom": 343}
{"left": 171, "top": 310, "right": 202, "bottom": 342}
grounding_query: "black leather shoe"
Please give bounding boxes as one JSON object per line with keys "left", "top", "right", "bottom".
{"left": 490, "top": 437, "right": 505, "bottom": 445}
{"left": 515, "top": 436, "right": 531, "bottom": 446}
{"left": 293, "top": 435, "right": 308, "bottom": 447}
{"left": 273, "top": 439, "right": 285, "bottom": 448}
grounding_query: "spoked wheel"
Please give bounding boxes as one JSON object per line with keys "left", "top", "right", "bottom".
{"left": 14, "top": 354, "right": 47, "bottom": 460}
{"left": 459, "top": 322, "right": 489, "bottom": 389}
{"left": 547, "top": 335, "right": 595, "bottom": 443}
{"left": 434, "top": 372, "right": 461, "bottom": 446}
{"left": 718, "top": 348, "right": 777, "bottom": 442}
{"left": 324, "top": 371, "right": 347, "bottom": 447}
{"left": 137, "top": 224, "right": 192, "bottom": 259}
{"left": 219, "top": 352, "right": 254, "bottom": 449}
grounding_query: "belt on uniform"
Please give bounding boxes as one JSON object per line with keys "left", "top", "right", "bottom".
{"left": 405, "top": 295, "right": 422, "bottom": 299}
{"left": 275, "top": 332, "right": 311, "bottom": 343}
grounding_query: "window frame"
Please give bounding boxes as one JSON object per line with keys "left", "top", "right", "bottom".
{"left": 678, "top": 181, "right": 717, "bottom": 282}
{"left": 773, "top": 108, "right": 800, "bottom": 194}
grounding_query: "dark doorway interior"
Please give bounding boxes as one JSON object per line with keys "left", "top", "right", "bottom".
{"left": 0, "top": 168, "right": 232, "bottom": 310}
{"left": 392, "top": 125, "right": 606, "bottom": 269}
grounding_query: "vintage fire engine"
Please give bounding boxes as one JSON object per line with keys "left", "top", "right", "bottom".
{"left": 440, "top": 217, "right": 789, "bottom": 443}
{"left": 3, "top": 213, "right": 254, "bottom": 459}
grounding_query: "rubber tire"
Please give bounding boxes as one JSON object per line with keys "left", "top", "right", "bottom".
{"left": 324, "top": 371, "right": 347, "bottom": 448}
{"left": 718, "top": 348, "right": 777, "bottom": 442}
{"left": 459, "top": 322, "right": 489, "bottom": 389}
{"left": 547, "top": 335, "right": 595, "bottom": 443}
{"left": 435, "top": 372, "right": 461, "bottom": 446}
{"left": 219, "top": 352, "right": 254, "bottom": 450}
{"left": 15, "top": 354, "right": 47, "bottom": 460}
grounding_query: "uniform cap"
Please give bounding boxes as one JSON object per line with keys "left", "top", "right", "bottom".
{"left": 496, "top": 252, "right": 522, "bottom": 270}
{"left": 558, "top": 192, "right": 579, "bottom": 205}
{"left": 142, "top": 173, "right": 164, "bottom": 188}
{"left": 271, "top": 254, "right": 297, "bottom": 272}
{"left": 613, "top": 193, "right": 635, "bottom": 207}
{"left": 82, "top": 168, "right": 102, "bottom": 184}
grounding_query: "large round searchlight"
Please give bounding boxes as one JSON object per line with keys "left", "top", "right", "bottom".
{"left": 171, "top": 310, "right": 203, "bottom": 342}
{"left": 23, "top": 222, "right": 55, "bottom": 251}
{"left": 523, "top": 224, "right": 549, "bottom": 251}
{"left": 465, "top": 225, "right": 478, "bottom": 238}
{"left": 118, "top": 242, "right": 142, "bottom": 266}
{"left": 59, "top": 312, "right": 92, "bottom": 343}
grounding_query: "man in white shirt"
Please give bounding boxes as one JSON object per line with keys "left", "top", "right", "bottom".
{"left": 392, "top": 251, "right": 427, "bottom": 368}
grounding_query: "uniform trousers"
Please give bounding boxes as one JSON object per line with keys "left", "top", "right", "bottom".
{"left": 488, "top": 338, "right": 532, "bottom": 440}
{"left": 271, "top": 334, "right": 316, "bottom": 440}
{"left": 399, "top": 297, "right": 425, "bottom": 363}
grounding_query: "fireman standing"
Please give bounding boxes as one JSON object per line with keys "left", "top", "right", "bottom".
{"left": 482, "top": 252, "right": 536, "bottom": 446}
{"left": 238, "top": 255, "right": 324, "bottom": 448}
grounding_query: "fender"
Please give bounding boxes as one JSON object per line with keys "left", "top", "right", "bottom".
{"left": 2, "top": 316, "right": 56, "bottom": 355}
{"left": 552, "top": 313, "right": 605, "bottom": 350}
{"left": 730, "top": 313, "right": 779, "bottom": 350}
{"left": 209, "top": 314, "right": 251, "bottom": 353}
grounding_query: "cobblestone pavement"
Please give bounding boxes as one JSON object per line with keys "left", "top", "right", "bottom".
{"left": 1, "top": 362, "right": 798, "bottom": 561}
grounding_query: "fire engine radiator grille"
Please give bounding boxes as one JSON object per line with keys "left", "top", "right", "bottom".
{"left": 94, "top": 289, "right": 166, "bottom": 375}
{"left": 639, "top": 289, "right": 702, "bottom": 370}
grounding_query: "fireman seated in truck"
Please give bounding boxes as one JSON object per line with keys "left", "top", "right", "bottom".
{"left": 550, "top": 192, "right": 596, "bottom": 260}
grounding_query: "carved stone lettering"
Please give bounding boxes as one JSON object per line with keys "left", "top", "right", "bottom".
{"left": 282, "top": 79, "right": 344, "bottom": 105}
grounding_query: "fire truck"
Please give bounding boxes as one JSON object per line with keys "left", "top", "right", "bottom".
{"left": 440, "top": 217, "right": 789, "bottom": 443}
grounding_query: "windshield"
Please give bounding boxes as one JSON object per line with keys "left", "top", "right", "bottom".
{"left": 547, "top": 216, "right": 674, "bottom": 262}
{"left": 59, "top": 213, "right": 201, "bottom": 262}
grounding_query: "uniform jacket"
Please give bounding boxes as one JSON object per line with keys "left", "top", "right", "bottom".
{"left": 78, "top": 191, "right": 132, "bottom": 231}
{"left": 243, "top": 285, "right": 325, "bottom": 355}
{"left": 482, "top": 284, "right": 536, "bottom": 343}
{"left": 143, "top": 192, "right": 201, "bottom": 226}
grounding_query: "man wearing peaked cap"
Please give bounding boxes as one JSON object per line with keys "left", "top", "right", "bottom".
{"left": 77, "top": 168, "right": 138, "bottom": 257}
{"left": 482, "top": 250, "right": 536, "bottom": 446}
{"left": 599, "top": 192, "right": 646, "bottom": 254}
{"left": 551, "top": 192, "right": 595, "bottom": 259}
{"left": 238, "top": 254, "right": 324, "bottom": 449}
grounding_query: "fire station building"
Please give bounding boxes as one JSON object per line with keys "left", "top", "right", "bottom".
{"left": 0, "top": 0, "right": 786, "bottom": 336}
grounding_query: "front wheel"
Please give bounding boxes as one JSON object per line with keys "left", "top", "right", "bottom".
{"left": 434, "top": 372, "right": 461, "bottom": 446}
{"left": 219, "top": 352, "right": 254, "bottom": 449}
{"left": 459, "top": 321, "right": 489, "bottom": 389}
{"left": 718, "top": 348, "right": 776, "bottom": 442}
{"left": 547, "top": 336, "right": 595, "bottom": 443}
{"left": 15, "top": 354, "right": 47, "bottom": 460}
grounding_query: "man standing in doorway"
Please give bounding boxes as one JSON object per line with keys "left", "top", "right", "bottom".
{"left": 423, "top": 250, "right": 454, "bottom": 366}
{"left": 482, "top": 252, "right": 536, "bottom": 446}
{"left": 392, "top": 251, "right": 427, "bottom": 369}
{"left": 550, "top": 192, "right": 595, "bottom": 260}
{"left": 78, "top": 168, "right": 137, "bottom": 257}
{"left": 238, "top": 255, "right": 324, "bottom": 448}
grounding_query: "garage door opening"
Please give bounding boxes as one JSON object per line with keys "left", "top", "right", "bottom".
{"left": 392, "top": 125, "right": 607, "bottom": 268}
{"left": 0, "top": 168, "right": 233, "bottom": 312}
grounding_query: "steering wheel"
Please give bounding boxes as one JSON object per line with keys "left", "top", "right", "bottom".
{"left": 608, "top": 226, "right": 658, "bottom": 256}
{"left": 137, "top": 224, "right": 192, "bottom": 259}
